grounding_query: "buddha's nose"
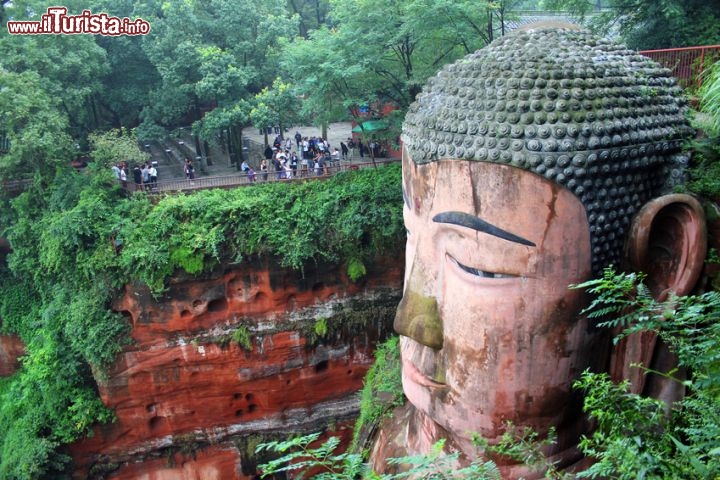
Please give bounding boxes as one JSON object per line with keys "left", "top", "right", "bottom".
{"left": 393, "top": 290, "right": 443, "bottom": 350}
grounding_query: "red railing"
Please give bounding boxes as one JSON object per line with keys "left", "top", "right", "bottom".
{"left": 640, "top": 45, "right": 720, "bottom": 91}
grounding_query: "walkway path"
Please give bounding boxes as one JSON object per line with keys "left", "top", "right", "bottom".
{"left": 130, "top": 157, "right": 399, "bottom": 194}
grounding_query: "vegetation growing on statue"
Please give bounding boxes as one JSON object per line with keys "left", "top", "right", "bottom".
{"left": 571, "top": 268, "right": 720, "bottom": 478}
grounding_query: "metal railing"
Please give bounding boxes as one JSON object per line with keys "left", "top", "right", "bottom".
{"left": 640, "top": 45, "right": 720, "bottom": 91}
{"left": 124, "top": 158, "right": 400, "bottom": 194}
{"left": 1, "top": 178, "right": 32, "bottom": 195}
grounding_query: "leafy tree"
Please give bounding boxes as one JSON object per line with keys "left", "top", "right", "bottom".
{"left": 699, "top": 61, "right": 720, "bottom": 137}
{"left": 542, "top": 0, "right": 720, "bottom": 49}
{"left": 0, "top": 70, "right": 75, "bottom": 180}
{"left": 91, "top": 0, "right": 162, "bottom": 131}
{"left": 88, "top": 128, "right": 151, "bottom": 168}
{"left": 256, "top": 433, "right": 502, "bottom": 479}
{"left": 352, "top": 336, "right": 404, "bottom": 450}
{"left": 1, "top": 0, "right": 110, "bottom": 141}
{"left": 280, "top": 0, "right": 511, "bottom": 141}
{"left": 136, "top": 0, "right": 297, "bottom": 163}
{"left": 249, "top": 78, "right": 303, "bottom": 145}
{"left": 287, "top": 0, "right": 331, "bottom": 38}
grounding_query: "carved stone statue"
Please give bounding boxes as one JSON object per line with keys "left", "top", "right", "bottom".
{"left": 371, "top": 27, "right": 707, "bottom": 478}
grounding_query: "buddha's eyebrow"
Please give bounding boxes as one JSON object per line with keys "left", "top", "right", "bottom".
{"left": 432, "top": 211, "right": 536, "bottom": 247}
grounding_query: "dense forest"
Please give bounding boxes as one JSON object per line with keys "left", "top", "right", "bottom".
{"left": 2, "top": 0, "right": 720, "bottom": 478}
{"left": 3, "top": 0, "right": 719, "bottom": 181}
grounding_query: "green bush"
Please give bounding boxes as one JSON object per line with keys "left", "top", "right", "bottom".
{"left": 352, "top": 336, "right": 404, "bottom": 450}
{"left": 572, "top": 267, "right": 720, "bottom": 479}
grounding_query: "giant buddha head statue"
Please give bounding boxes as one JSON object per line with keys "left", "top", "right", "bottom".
{"left": 389, "top": 27, "right": 706, "bottom": 476}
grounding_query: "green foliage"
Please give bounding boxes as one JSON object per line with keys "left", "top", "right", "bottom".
{"left": 257, "top": 433, "right": 366, "bottom": 479}
{"left": 256, "top": 433, "right": 502, "bottom": 479}
{"left": 544, "top": 0, "right": 720, "bottom": 50}
{"left": 232, "top": 325, "right": 253, "bottom": 351}
{"left": 280, "top": 0, "right": 503, "bottom": 133}
{"left": 168, "top": 246, "right": 205, "bottom": 275}
{"left": 700, "top": 61, "right": 720, "bottom": 137}
{"left": 0, "top": 70, "right": 75, "bottom": 180}
{"left": 384, "top": 439, "right": 501, "bottom": 479}
{"left": 118, "top": 163, "right": 403, "bottom": 293}
{"left": 88, "top": 128, "right": 151, "bottom": 168}
{"left": 249, "top": 78, "right": 302, "bottom": 135}
{"left": 571, "top": 268, "right": 653, "bottom": 334}
{"left": 314, "top": 317, "right": 329, "bottom": 338}
{"left": 347, "top": 257, "right": 367, "bottom": 282}
{"left": 572, "top": 267, "right": 720, "bottom": 479}
{"left": 574, "top": 372, "right": 676, "bottom": 479}
{"left": 472, "top": 424, "right": 571, "bottom": 479}
{"left": 0, "top": 1, "right": 109, "bottom": 144}
{"left": 352, "top": 336, "right": 404, "bottom": 449}
{"left": 684, "top": 137, "right": 720, "bottom": 199}
{"left": 684, "top": 61, "right": 720, "bottom": 199}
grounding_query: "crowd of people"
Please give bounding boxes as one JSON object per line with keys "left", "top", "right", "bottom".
{"left": 110, "top": 130, "right": 389, "bottom": 190}
{"left": 253, "top": 132, "right": 360, "bottom": 181}
{"left": 112, "top": 161, "right": 158, "bottom": 190}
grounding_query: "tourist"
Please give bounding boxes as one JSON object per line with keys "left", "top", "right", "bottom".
{"left": 290, "top": 151, "right": 298, "bottom": 177}
{"left": 260, "top": 159, "right": 268, "bottom": 181}
{"left": 132, "top": 164, "right": 142, "bottom": 189}
{"left": 184, "top": 158, "right": 193, "bottom": 179}
{"left": 141, "top": 163, "right": 150, "bottom": 190}
{"left": 148, "top": 163, "right": 158, "bottom": 189}
{"left": 119, "top": 165, "right": 127, "bottom": 188}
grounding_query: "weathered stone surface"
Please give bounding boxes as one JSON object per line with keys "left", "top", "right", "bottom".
{"left": 0, "top": 334, "right": 24, "bottom": 377}
{"left": 70, "top": 255, "right": 403, "bottom": 478}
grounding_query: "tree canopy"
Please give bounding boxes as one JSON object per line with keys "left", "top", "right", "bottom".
{"left": 542, "top": 0, "right": 720, "bottom": 49}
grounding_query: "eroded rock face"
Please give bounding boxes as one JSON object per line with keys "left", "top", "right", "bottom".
{"left": 0, "top": 334, "right": 24, "bottom": 377}
{"left": 70, "top": 255, "right": 403, "bottom": 479}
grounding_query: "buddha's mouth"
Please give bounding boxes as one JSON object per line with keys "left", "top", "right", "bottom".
{"left": 402, "top": 358, "right": 445, "bottom": 388}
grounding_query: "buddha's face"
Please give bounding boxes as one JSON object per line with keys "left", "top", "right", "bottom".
{"left": 396, "top": 150, "right": 598, "bottom": 451}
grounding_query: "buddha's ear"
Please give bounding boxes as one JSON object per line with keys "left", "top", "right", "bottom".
{"left": 624, "top": 193, "right": 707, "bottom": 301}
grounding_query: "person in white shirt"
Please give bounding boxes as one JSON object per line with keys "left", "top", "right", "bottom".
{"left": 148, "top": 164, "right": 158, "bottom": 189}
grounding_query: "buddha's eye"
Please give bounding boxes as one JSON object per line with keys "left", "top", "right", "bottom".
{"left": 449, "top": 255, "right": 516, "bottom": 279}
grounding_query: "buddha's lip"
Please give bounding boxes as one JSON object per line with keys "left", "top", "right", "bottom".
{"left": 402, "top": 358, "right": 445, "bottom": 389}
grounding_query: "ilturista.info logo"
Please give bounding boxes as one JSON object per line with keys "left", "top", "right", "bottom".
{"left": 7, "top": 7, "right": 150, "bottom": 35}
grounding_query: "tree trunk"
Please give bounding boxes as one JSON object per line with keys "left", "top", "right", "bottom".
{"left": 225, "top": 129, "right": 235, "bottom": 168}
{"left": 193, "top": 133, "right": 205, "bottom": 172}
{"left": 203, "top": 140, "right": 212, "bottom": 166}
{"left": 232, "top": 125, "right": 245, "bottom": 170}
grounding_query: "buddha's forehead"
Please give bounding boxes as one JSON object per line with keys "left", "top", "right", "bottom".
{"left": 400, "top": 27, "right": 694, "bottom": 274}
{"left": 402, "top": 153, "right": 579, "bottom": 222}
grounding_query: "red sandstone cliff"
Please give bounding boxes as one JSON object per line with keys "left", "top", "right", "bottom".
{"left": 69, "top": 255, "right": 403, "bottom": 479}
